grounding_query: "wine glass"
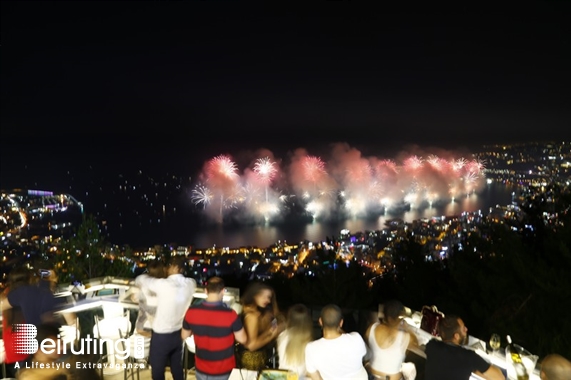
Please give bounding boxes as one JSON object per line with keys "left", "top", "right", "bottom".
{"left": 489, "top": 333, "right": 501, "bottom": 354}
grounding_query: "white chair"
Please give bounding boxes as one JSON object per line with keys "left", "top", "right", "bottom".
{"left": 128, "top": 333, "right": 151, "bottom": 360}
{"left": 93, "top": 312, "right": 132, "bottom": 376}
{"left": 123, "top": 333, "right": 151, "bottom": 380}
{"left": 59, "top": 316, "right": 80, "bottom": 348}
{"left": 102, "top": 302, "right": 125, "bottom": 319}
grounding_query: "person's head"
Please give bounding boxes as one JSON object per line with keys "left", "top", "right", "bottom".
{"left": 241, "top": 281, "right": 276, "bottom": 312}
{"left": 147, "top": 260, "right": 165, "bottom": 278}
{"left": 205, "top": 276, "right": 226, "bottom": 302}
{"left": 166, "top": 256, "right": 186, "bottom": 276}
{"left": 287, "top": 303, "right": 313, "bottom": 331}
{"left": 284, "top": 304, "right": 314, "bottom": 366}
{"left": 540, "top": 354, "right": 571, "bottom": 380}
{"left": 206, "top": 276, "right": 225, "bottom": 294}
{"left": 438, "top": 315, "right": 468, "bottom": 345}
{"left": 383, "top": 299, "right": 405, "bottom": 324}
{"left": 8, "top": 265, "right": 33, "bottom": 289}
{"left": 320, "top": 304, "right": 343, "bottom": 330}
{"left": 34, "top": 323, "right": 64, "bottom": 362}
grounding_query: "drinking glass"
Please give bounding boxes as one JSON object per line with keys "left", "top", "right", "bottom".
{"left": 489, "top": 333, "right": 501, "bottom": 353}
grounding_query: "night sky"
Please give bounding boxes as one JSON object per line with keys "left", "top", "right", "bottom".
{"left": 1, "top": 2, "right": 571, "bottom": 185}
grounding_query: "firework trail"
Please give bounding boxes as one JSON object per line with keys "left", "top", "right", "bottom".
{"left": 253, "top": 156, "right": 278, "bottom": 203}
{"left": 190, "top": 184, "right": 213, "bottom": 209}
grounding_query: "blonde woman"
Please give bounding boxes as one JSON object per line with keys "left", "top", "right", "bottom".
{"left": 239, "top": 281, "right": 284, "bottom": 371}
{"left": 277, "top": 304, "right": 314, "bottom": 379}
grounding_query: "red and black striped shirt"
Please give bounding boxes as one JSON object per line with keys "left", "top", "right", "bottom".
{"left": 183, "top": 301, "right": 243, "bottom": 376}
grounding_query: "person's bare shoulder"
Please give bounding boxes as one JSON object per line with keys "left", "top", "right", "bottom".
{"left": 243, "top": 306, "right": 261, "bottom": 318}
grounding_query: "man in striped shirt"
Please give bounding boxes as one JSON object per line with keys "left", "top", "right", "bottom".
{"left": 182, "top": 277, "right": 248, "bottom": 380}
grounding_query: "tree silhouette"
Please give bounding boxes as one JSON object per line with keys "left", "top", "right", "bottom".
{"left": 53, "top": 214, "right": 132, "bottom": 282}
{"left": 432, "top": 185, "right": 571, "bottom": 358}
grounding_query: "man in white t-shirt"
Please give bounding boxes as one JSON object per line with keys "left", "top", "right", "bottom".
{"left": 135, "top": 256, "right": 196, "bottom": 380}
{"left": 305, "top": 304, "right": 368, "bottom": 380}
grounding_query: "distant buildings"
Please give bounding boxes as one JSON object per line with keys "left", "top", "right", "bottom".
{"left": 0, "top": 188, "right": 83, "bottom": 241}
{"left": 476, "top": 141, "right": 571, "bottom": 186}
{"left": 2, "top": 141, "right": 569, "bottom": 286}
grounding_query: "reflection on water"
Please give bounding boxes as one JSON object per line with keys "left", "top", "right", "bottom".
{"left": 178, "top": 183, "right": 517, "bottom": 248}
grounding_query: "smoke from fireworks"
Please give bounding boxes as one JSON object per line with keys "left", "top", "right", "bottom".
{"left": 190, "top": 143, "right": 487, "bottom": 224}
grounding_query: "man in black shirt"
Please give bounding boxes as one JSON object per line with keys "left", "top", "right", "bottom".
{"left": 425, "top": 315, "right": 505, "bottom": 380}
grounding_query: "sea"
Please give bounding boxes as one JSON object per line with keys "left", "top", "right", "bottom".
{"left": 114, "top": 182, "right": 518, "bottom": 249}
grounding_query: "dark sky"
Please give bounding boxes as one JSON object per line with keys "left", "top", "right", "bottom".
{"left": 1, "top": 2, "right": 571, "bottom": 176}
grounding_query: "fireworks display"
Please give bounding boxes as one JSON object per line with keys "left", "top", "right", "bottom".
{"left": 189, "top": 143, "right": 486, "bottom": 224}
{"left": 253, "top": 157, "right": 278, "bottom": 185}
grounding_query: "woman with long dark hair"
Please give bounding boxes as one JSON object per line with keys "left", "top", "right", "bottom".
{"left": 239, "top": 281, "right": 284, "bottom": 371}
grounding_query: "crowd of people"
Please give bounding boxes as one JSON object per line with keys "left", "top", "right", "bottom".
{"left": 0, "top": 265, "right": 99, "bottom": 380}
{"left": 1, "top": 258, "right": 571, "bottom": 380}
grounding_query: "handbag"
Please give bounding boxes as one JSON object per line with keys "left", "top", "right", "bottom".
{"left": 420, "top": 305, "right": 445, "bottom": 337}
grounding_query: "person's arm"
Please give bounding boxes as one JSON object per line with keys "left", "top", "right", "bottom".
{"left": 404, "top": 325, "right": 419, "bottom": 347}
{"left": 470, "top": 351, "right": 506, "bottom": 380}
{"left": 403, "top": 329, "right": 426, "bottom": 359}
{"left": 135, "top": 273, "right": 167, "bottom": 289}
{"left": 362, "top": 327, "right": 372, "bottom": 366}
{"left": 355, "top": 332, "right": 368, "bottom": 361}
{"left": 234, "top": 327, "right": 248, "bottom": 345}
{"left": 119, "top": 284, "right": 139, "bottom": 303}
{"left": 243, "top": 312, "right": 279, "bottom": 351}
{"left": 475, "top": 364, "right": 506, "bottom": 380}
{"left": 181, "top": 310, "right": 193, "bottom": 340}
{"left": 134, "top": 274, "right": 151, "bottom": 288}
{"left": 181, "top": 328, "right": 193, "bottom": 340}
{"left": 306, "top": 371, "right": 324, "bottom": 380}
{"left": 40, "top": 290, "right": 65, "bottom": 324}
{"left": 3, "top": 287, "right": 19, "bottom": 311}
{"left": 60, "top": 311, "right": 78, "bottom": 326}
{"left": 0, "top": 293, "right": 11, "bottom": 311}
